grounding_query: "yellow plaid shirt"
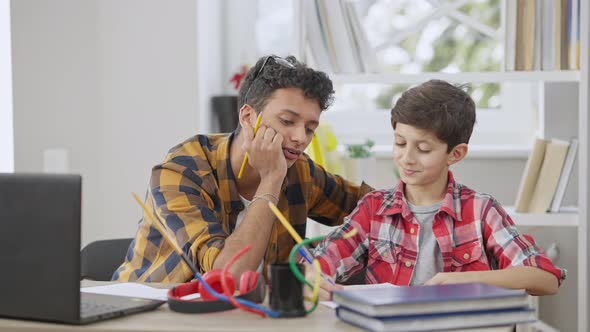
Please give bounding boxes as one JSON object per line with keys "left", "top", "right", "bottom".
{"left": 113, "top": 133, "right": 372, "bottom": 282}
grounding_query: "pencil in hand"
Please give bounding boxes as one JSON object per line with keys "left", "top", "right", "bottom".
{"left": 237, "top": 113, "right": 263, "bottom": 179}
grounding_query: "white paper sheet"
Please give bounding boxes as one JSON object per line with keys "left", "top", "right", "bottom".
{"left": 81, "top": 283, "right": 171, "bottom": 301}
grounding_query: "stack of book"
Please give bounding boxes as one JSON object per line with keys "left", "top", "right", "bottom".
{"left": 332, "top": 283, "right": 535, "bottom": 332}
{"left": 514, "top": 137, "right": 578, "bottom": 213}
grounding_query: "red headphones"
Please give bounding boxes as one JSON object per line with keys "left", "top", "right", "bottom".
{"left": 167, "top": 269, "right": 266, "bottom": 313}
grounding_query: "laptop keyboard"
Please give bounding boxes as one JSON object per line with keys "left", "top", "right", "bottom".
{"left": 80, "top": 302, "right": 121, "bottom": 317}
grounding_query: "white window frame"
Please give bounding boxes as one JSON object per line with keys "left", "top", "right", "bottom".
{"left": 323, "top": 0, "right": 536, "bottom": 156}
{"left": 0, "top": 0, "right": 14, "bottom": 172}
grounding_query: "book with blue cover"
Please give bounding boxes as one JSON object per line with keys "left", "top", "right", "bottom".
{"left": 332, "top": 283, "right": 528, "bottom": 317}
{"left": 336, "top": 306, "right": 535, "bottom": 332}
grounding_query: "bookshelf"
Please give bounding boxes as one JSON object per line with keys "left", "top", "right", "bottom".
{"left": 333, "top": 71, "right": 580, "bottom": 84}
{"left": 505, "top": 207, "right": 579, "bottom": 227}
{"left": 293, "top": 1, "right": 589, "bottom": 331}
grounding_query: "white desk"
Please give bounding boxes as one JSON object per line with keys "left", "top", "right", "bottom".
{"left": 0, "top": 281, "right": 515, "bottom": 332}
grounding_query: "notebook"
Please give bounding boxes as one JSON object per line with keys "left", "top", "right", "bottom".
{"left": 0, "top": 173, "right": 164, "bottom": 324}
{"left": 336, "top": 306, "right": 535, "bottom": 332}
{"left": 332, "top": 282, "right": 528, "bottom": 317}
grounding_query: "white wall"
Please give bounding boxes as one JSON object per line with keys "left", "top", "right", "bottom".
{"left": 11, "top": 0, "right": 199, "bottom": 246}
{"left": 94, "top": 1, "right": 199, "bottom": 245}
{"left": 0, "top": 0, "right": 14, "bottom": 172}
{"left": 11, "top": 0, "right": 102, "bottom": 246}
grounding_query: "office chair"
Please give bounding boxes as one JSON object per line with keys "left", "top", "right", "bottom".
{"left": 80, "top": 238, "right": 133, "bottom": 281}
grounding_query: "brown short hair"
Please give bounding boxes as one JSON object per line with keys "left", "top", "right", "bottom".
{"left": 391, "top": 80, "right": 476, "bottom": 152}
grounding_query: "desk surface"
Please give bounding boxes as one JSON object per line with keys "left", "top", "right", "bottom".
{"left": 0, "top": 282, "right": 515, "bottom": 332}
{"left": 0, "top": 281, "right": 363, "bottom": 332}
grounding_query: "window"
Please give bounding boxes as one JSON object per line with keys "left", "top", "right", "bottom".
{"left": 248, "top": 0, "right": 537, "bottom": 152}
{"left": 0, "top": 0, "right": 14, "bottom": 172}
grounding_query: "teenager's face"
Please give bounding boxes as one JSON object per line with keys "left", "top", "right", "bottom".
{"left": 393, "top": 123, "right": 451, "bottom": 192}
{"left": 258, "top": 87, "right": 321, "bottom": 167}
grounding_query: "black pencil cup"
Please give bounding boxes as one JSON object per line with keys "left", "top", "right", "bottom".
{"left": 268, "top": 263, "right": 306, "bottom": 318}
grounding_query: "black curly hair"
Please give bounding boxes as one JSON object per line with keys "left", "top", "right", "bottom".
{"left": 236, "top": 55, "right": 334, "bottom": 133}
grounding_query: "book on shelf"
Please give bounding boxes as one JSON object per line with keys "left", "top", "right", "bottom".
{"left": 550, "top": 137, "right": 579, "bottom": 212}
{"left": 514, "top": 137, "right": 575, "bottom": 213}
{"left": 303, "top": 0, "right": 378, "bottom": 74}
{"left": 514, "top": 138, "right": 548, "bottom": 212}
{"left": 336, "top": 306, "right": 535, "bottom": 332}
{"left": 342, "top": 0, "right": 379, "bottom": 73}
{"left": 528, "top": 139, "right": 570, "bottom": 213}
{"left": 505, "top": 0, "right": 517, "bottom": 71}
{"left": 321, "top": 0, "right": 361, "bottom": 73}
{"left": 507, "top": 0, "right": 579, "bottom": 71}
{"left": 303, "top": 0, "right": 335, "bottom": 73}
{"left": 567, "top": 0, "right": 580, "bottom": 70}
{"left": 331, "top": 282, "right": 529, "bottom": 318}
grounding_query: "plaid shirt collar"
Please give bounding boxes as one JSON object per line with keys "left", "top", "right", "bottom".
{"left": 376, "top": 171, "right": 463, "bottom": 222}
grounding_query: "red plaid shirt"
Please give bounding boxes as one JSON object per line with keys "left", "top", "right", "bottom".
{"left": 313, "top": 172, "right": 566, "bottom": 286}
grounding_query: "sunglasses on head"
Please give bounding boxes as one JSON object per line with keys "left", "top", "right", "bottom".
{"left": 244, "top": 55, "right": 295, "bottom": 103}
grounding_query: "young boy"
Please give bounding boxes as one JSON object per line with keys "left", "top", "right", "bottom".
{"left": 310, "top": 80, "right": 565, "bottom": 299}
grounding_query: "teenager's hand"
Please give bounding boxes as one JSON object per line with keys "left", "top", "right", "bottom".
{"left": 242, "top": 122, "right": 287, "bottom": 181}
{"left": 304, "top": 264, "right": 343, "bottom": 301}
{"left": 424, "top": 271, "right": 481, "bottom": 286}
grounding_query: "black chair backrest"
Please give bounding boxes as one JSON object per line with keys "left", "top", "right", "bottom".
{"left": 80, "top": 238, "right": 133, "bottom": 281}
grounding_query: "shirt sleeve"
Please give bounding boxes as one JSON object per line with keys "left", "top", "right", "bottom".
{"left": 306, "top": 158, "right": 373, "bottom": 227}
{"left": 482, "top": 199, "right": 566, "bottom": 285}
{"left": 313, "top": 194, "right": 373, "bottom": 283}
{"left": 112, "top": 159, "right": 228, "bottom": 282}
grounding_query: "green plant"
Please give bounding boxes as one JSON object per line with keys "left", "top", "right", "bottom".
{"left": 346, "top": 140, "right": 375, "bottom": 159}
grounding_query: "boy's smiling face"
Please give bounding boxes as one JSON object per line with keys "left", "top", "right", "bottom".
{"left": 393, "top": 123, "right": 460, "bottom": 195}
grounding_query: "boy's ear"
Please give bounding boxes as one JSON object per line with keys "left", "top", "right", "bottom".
{"left": 238, "top": 104, "right": 257, "bottom": 128}
{"left": 447, "top": 143, "right": 468, "bottom": 166}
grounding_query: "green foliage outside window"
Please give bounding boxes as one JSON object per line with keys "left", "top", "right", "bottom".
{"left": 346, "top": 139, "right": 375, "bottom": 159}
{"left": 373, "top": 1, "right": 501, "bottom": 110}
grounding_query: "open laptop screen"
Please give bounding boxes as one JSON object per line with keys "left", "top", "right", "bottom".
{"left": 0, "top": 173, "right": 83, "bottom": 323}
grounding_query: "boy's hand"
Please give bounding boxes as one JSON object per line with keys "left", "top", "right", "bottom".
{"left": 304, "top": 265, "right": 343, "bottom": 301}
{"left": 424, "top": 271, "right": 481, "bottom": 286}
{"left": 242, "top": 122, "right": 287, "bottom": 181}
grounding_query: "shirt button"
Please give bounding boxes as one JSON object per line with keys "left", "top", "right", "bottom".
{"left": 410, "top": 228, "right": 415, "bottom": 234}
{"left": 463, "top": 253, "right": 470, "bottom": 260}
{"left": 405, "top": 261, "right": 412, "bottom": 267}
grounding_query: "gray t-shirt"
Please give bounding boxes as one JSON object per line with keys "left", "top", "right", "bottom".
{"left": 407, "top": 200, "right": 444, "bottom": 285}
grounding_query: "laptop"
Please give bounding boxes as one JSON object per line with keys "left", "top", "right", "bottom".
{"left": 0, "top": 173, "right": 164, "bottom": 324}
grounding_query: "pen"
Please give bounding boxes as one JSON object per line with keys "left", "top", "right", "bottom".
{"left": 267, "top": 202, "right": 336, "bottom": 286}
{"left": 237, "top": 113, "right": 263, "bottom": 179}
{"left": 132, "top": 193, "right": 198, "bottom": 275}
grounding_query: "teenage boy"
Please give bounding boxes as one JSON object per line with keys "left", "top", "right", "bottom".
{"left": 310, "top": 80, "right": 565, "bottom": 299}
{"left": 113, "top": 55, "right": 372, "bottom": 282}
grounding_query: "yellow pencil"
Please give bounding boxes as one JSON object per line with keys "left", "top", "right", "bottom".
{"left": 268, "top": 202, "right": 304, "bottom": 243}
{"left": 132, "top": 193, "right": 198, "bottom": 274}
{"left": 237, "top": 113, "right": 263, "bottom": 179}
{"left": 267, "top": 202, "right": 336, "bottom": 285}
